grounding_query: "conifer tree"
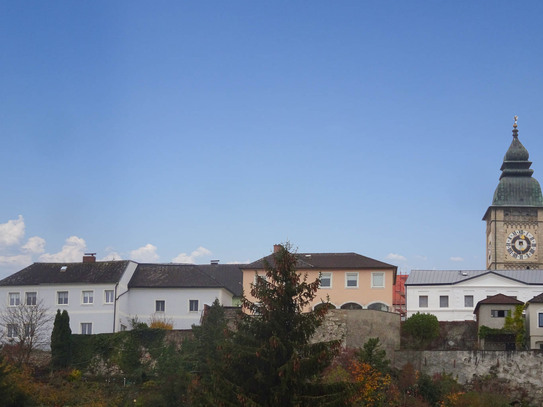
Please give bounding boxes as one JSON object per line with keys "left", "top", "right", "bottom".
{"left": 50, "top": 309, "right": 72, "bottom": 369}
{"left": 205, "top": 243, "right": 346, "bottom": 407}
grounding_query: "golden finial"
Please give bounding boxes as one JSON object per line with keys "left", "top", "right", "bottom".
{"left": 513, "top": 115, "right": 518, "bottom": 128}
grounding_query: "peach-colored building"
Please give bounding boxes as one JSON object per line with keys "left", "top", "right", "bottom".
{"left": 241, "top": 246, "right": 397, "bottom": 312}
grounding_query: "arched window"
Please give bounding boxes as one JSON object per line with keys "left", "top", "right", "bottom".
{"left": 314, "top": 303, "right": 336, "bottom": 311}
{"left": 340, "top": 302, "right": 362, "bottom": 310}
{"left": 367, "top": 302, "right": 389, "bottom": 312}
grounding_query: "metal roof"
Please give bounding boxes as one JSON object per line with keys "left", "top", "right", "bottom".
{"left": 405, "top": 269, "right": 543, "bottom": 286}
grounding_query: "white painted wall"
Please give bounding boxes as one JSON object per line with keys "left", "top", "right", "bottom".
{"left": 123, "top": 287, "right": 233, "bottom": 330}
{"left": 406, "top": 274, "right": 543, "bottom": 321}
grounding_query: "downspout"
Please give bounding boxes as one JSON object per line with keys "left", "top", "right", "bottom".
{"left": 112, "top": 283, "right": 118, "bottom": 332}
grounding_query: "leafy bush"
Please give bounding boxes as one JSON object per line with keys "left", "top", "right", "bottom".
{"left": 403, "top": 312, "right": 439, "bottom": 348}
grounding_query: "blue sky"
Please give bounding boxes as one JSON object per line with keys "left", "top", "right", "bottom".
{"left": 1, "top": 1, "right": 543, "bottom": 279}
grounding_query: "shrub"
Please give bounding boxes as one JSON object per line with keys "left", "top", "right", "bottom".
{"left": 403, "top": 312, "right": 439, "bottom": 348}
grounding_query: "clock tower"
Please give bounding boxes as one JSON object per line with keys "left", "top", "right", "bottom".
{"left": 484, "top": 117, "right": 543, "bottom": 270}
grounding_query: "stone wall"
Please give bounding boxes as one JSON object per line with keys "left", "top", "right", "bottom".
{"left": 312, "top": 309, "right": 401, "bottom": 356}
{"left": 394, "top": 350, "right": 543, "bottom": 404}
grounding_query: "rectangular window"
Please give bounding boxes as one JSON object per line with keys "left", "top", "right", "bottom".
{"left": 24, "top": 323, "right": 34, "bottom": 338}
{"left": 82, "top": 291, "right": 94, "bottom": 304}
{"left": 7, "top": 324, "right": 18, "bottom": 338}
{"left": 491, "top": 309, "right": 507, "bottom": 318}
{"left": 104, "top": 290, "right": 114, "bottom": 304}
{"left": 254, "top": 274, "right": 266, "bottom": 286}
{"left": 81, "top": 323, "right": 92, "bottom": 335}
{"left": 57, "top": 291, "right": 69, "bottom": 305}
{"left": 464, "top": 295, "right": 474, "bottom": 308}
{"left": 439, "top": 295, "right": 449, "bottom": 308}
{"left": 419, "top": 295, "right": 428, "bottom": 308}
{"left": 320, "top": 272, "right": 332, "bottom": 288}
{"left": 156, "top": 300, "right": 165, "bottom": 312}
{"left": 539, "top": 313, "right": 543, "bottom": 328}
{"left": 189, "top": 300, "right": 199, "bottom": 312}
{"left": 371, "top": 272, "right": 385, "bottom": 288}
{"left": 9, "top": 292, "right": 20, "bottom": 306}
{"left": 345, "top": 272, "right": 359, "bottom": 288}
{"left": 25, "top": 292, "right": 37, "bottom": 306}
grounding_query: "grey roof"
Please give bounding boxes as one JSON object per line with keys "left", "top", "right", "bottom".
{"left": 405, "top": 269, "right": 543, "bottom": 286}
{"left": 0, "top": 261, "right": 131, "bottom": 286}
{"left": 527, "top": 292, "right": 543, "bottom": 304}
{"left": 129, "top": 263, "right": 243, "bottom": 296}
{"left": 242, "top": 252, "right": 396, "bottom": 271}
{"left": 473, "top": 293, "right": 523, "bottom": 313}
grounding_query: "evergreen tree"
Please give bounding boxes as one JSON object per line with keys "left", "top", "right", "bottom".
{"left": 50, "top": 309, "right": 72, "bottom": 369}
{"left": 204, "top": 243, "right": 346, "bottom": 407}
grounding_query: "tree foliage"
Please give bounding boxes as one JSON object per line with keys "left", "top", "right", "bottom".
{"left": 195, "top": 243, "right": 346, "bottom": 406}
{"left": 403, "top": 312, "right": 439, "bottom": 348}
{"left": 51, "top": 309, "right": 72, "bottom": 369}
{"left": 503, "top": 304, "right": 525, "bottom": 349}
{"left": 356, "top": 337, "right": 390, "bottom": 374}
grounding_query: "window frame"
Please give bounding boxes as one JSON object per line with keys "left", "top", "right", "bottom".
{"left": 104, "top": 290, "right": 114, "bottom": 304}
{"left": 82, "top": 290, "right": 94, "bottom": 305}
{"left": 345, "top": 272, "right": 359, "bottom": 288}
{"left": 371, "top": 272, "right": 385, "bottom": 288}
{"left": 538, "top": 312, "right": 543, "bottom": 328}
{"left": 464, "top": 295, "right": 474, "bottom": 308}
{"left": 25, "top": 291, "right": 37, "bottom": 306}
{"left": 189, "top": 299, "right": 199, "bottom": 312}
{"left": 156, "top": 300, "right": 165, "bottom": 312}
{"left": 419, "top": 295, "right": 428, "bottom": 308}
{"left": 8, "top": 292, "right": 20, "bottom": 307}
{"left": 491, "top": 309, "right": 507, "bottom": 318}
{"left": 7, "top": 324, "right": 18, "bottom": 338}
{"left": 81, "top": 322, "right": 92, "bottom": 335}
{"left": 57, "top": 291, "right": 69, "bottom": 305}
{"left": 320, "top": 272, "right": 332, "bottom": 288}
{"left": 439, "top": 295, "right": 449, "bottom": 308}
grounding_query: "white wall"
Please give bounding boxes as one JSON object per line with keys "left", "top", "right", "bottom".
{"left": 406, "top": 274, "right": 543, "bottom": 321}
{"left": 123, "top": 287, "right": 233, "bottom": 330}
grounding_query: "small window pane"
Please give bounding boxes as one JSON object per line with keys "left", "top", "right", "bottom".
{"left": 439, "top": 295, "right": 449, "bottom": 308}
{"left": 7, "top": 324, "right": 18, "bottom": 338}
{"left": 346, "top": 273, "right": 358, "bottom": 288}
{"left": 464, "top": 295, "right": 474, "bottom": 308}
{"left": 26, "top": 292, "right": 37, "bottom": 306}
{"left": 189, "top": 300, "right": 199, "bottom": 312}
{"left": 156, "top": 300, "right": 165, "bottom": 312}
{"left": 320, "top": 272, "right": 332, "bottom": 288}
{"left": 104, "top": 290, "right": 114, "bottom": 304}
{"left": 57, "top": 292, "right": 68, "bottom": 305}
{"left": 81, "top": 323, "right": 92, "bottom": 335}
{"left": 539, "top": 313, "right": 543, "bottom": 328}
{"left": 82, "top": 291, "right": 94, "bottom": 304}
{"left": 419, "top": 295, "right": 428, "bottom": 308}
{"left": 372, "top": 273, "right": 384, "bottom": 288}
{"left": 9, "top": 293, "right": 20, "bottom": 306}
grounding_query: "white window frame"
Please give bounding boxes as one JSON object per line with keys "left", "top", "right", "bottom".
{"left": 320, "top": 272, "right": 332, "bottom": 288}
{"left": 25, "top": 292, "right": 37, "bottom": 306}
{"left": 104, "top": 290, "right": 114, "bottom": 304}
{"left": 371, "top": 272, "right": 385, "bottom": 288}
{"left": 57, "top": 291, "right": 69, "bottom": 305}
{"left": 189, "top": 299, "right": 199, "bottom": 312}
{"left": 81, "top": 322, "right": 92, "bottom": 335}
{"left": 156, "top": 300, "right": 165, "bottom": 312}
{"left": 538, "top": 312, "right": 543, "bottom": 328}
{"left": 9, "top": 292, "right": 20, "bottom": 307}
{"left": 7, "top": 324, "right": 18, "bottom": 338}
{"left": 82, "top": 290, "right": 94, "bottom": 305}
{"left": 345, "top": 272, "right": 359, "bottom": 288}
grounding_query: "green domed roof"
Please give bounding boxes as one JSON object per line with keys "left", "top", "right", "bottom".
{"left": 491, "top": 120, "right": 543, "bottom": 207}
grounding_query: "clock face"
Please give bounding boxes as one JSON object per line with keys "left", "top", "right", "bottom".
{"left": 506, "top": 230, "right": 537, "bottom": 260}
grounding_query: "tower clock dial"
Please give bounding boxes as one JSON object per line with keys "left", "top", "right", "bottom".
{"left": 506, "top": 230, "right": 537, "bottom": 260}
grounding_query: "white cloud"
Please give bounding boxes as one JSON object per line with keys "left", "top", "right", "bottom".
{"left": 39, "top": 236, "right": 87, "bottom": 262}
{"left": 450, "top": 256, "right": 464, "bottom": 262}
{"left": 0, "top": 215, "right": 25, "bottom": 246}
{"left": 0, "top": 254, "right": 32, "bottom": 266}
{"left": 22, "top": 236, "right": 46, "bottom": 254}
{"left": 101, "top": 251, "right": 123, "bottom": 261}
{"left": 172, "top": 246, "right": 212, "bottom": 263}
{"left": 386, "top": 253, "right": 407, "bottom": 262}
{"left": 130, "top": 244, "right": 159, "bottom": 263}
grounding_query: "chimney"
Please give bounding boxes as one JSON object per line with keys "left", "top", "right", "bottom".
{"left": 210, "top": 260, "right": 219, "bottom": 265}
{"left": 273, "top": 244, "right": 282, "bottom": 253}
{"left": 83, "top": 253, "right": 96, "bottom": 263}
